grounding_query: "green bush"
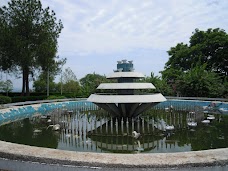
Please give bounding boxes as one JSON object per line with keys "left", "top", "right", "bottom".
{"left": 11, "top": 95, "right": 47, "bottom": 103}
{"left": 0, "top": 95, "right": 12, "bottom": 104}
{"left": 46, "top": 95, "right": 66, "bottom": 100}
{"left": 3, "top": 92, "right": 79, "bottom": 98}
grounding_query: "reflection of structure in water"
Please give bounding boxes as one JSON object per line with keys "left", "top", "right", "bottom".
{"left": 85, "top": 114, "right": 186, "bottom": 153}
{"left": 86, "top": 119, "right": 158, "bottom": 153}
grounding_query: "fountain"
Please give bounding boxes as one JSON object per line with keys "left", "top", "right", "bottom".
{"left": 0, "top": 99, "right": 228, "bottom": 170}
{"left": 87, "top": 60, "right": 166, "bottom": 118}
{"left": 0, "top": 65, "right": 228, "bottom": 170}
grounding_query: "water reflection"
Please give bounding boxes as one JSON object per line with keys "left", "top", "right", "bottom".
{"left": 0, "top": 108, "right": 227, "bottom": 154}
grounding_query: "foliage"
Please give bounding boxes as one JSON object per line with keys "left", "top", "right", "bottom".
{"left": 33, "top": 71, "right": 59, "bottom": 93}
{"left": 62, "top": 67, "right": 77, "bottom": 84}
{"left": 161, "top": 68, "right": 183, "bottom": 83}
{"left": 142, "top": 72, "right": 174, "bottom": 96}
{"left": 175, "top": 65, "right": 224, "bottom": 97}
{"left": 61, "top": 67, "right": 81, "bottom": 96}
{"left": 33, "top": 78, "right": 49, "bottom": 93}
{"left": 0, "top": 80, "right": 13, "bottom": 94}
{"left": 165, "top": 28, "right": 228, "bottom": 77}
{"left": 80, "top": 73, "right": 108, "bottom": 97}
{"left": 46, "top": 95, "right": 65, "bottom": 100}
{"left": 223, "top": 80, "right": 228, "bottom": 98}
{"left": 33, "top": 67, "right": 81, "bottom": 97}
{"left": 0, "top": 0, "right": 64, "bottom": 96}
{"left": 63, "top": 80, "right": 81, "bottom": 95}
{"left": 190, "top": 28, "right": 228, "bottom": 76}
{"left": 11, "top": 95, "right": 47, "bottom": 103}
{"left": 162, "top": 28, "right": 228, "bottom": 97}
{"left": 0, "top": 95, "right": 12, "bottom": 104}
{"left": 165, "top": 43, "right": 191, "bottom": 71}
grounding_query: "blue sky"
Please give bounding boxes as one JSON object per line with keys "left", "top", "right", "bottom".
{"left": 0, "top": 0, "right": 228, "bottom": 91}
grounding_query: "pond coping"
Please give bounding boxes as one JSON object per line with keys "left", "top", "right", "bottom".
{"left": 0, "top": 140, "right": 227, "bottom": 168}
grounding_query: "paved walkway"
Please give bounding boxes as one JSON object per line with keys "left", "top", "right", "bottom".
{"left": 0, "top": 158, "right": 228, "bottom": 171}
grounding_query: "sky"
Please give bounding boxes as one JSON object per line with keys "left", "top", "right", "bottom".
{"left": 0, "top": 0, "right": 228, "bottom": 91}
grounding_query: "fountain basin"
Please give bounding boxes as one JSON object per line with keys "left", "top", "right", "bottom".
{"left": 0, "top": 99, "right": 228, "bottom": 169}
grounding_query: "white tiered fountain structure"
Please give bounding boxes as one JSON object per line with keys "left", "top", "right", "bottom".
{"left": 87, "top": 60, "right": 166, "bottom": 118}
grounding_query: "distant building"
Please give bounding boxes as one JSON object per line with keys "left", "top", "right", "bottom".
{"left": 87, "top": 60, "right": 166, "bottom": 118}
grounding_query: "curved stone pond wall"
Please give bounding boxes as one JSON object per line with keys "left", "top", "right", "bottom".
{"left": 0, "top": 99, "right": 228, "bottom": 169}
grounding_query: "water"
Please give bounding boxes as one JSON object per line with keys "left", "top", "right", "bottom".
{"left": 0, "top": 108, "right": 227, "bottom": 154}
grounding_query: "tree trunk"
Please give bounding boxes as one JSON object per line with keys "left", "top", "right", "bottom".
{"left": 47, "top": 68, "right": 49, "bottom": 96}
{"left": 21, "top": 69, "right": 25, "bottom": 96}
{"left": 21, "top": 67, "right": 30, "bottom": 96}
{"left": 25, "top": 68, "right": 30, "bottom": 96}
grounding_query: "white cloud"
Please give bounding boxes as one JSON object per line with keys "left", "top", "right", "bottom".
{"left": 1, "top": 0, "right": 228, "bottom": 89}
{"left": 49, "top": 0, "right": 228, "bottom": 57}
{"left": 2, "top": 0, "right": 228, "bottom": 55}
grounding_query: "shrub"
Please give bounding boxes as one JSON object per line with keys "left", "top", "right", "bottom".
{"left": 0, "top": 95, "right": 12, "bottom": 104}
{"left": 11, "top": 96, "right": 47, "bottom": 103}
{"left": 46, "top": 95, "right": 66, "bottom": 100}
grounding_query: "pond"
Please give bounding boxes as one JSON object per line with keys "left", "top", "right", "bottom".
{"left": 0, "top": 106, "right": 227, "bottom": 154}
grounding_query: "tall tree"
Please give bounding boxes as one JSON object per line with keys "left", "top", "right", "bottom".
{"left": 0, "top": 0, "right": 64, "bottom": 96}
{"left": 165, "top": 43, "right": 191, "bottom": 71}
{"left": 62, "top": 67, "right": 77, "bottom": 84}
{"left": 189, "top": 28, "right": 228, "bottom": 76}
{"left": 162, "top": 28, "right": 228, "bottom": 97}
{"left": 164, "top": 28, "right": 228, "bottom": 78}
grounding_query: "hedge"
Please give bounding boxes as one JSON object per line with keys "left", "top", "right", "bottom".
{"left": 11, "top": 95, "right": 47, "bottom": 103}
{"left": 0, "top": 95, "right": 12, "bottom": 104}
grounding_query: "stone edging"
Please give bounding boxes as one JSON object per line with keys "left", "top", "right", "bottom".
{"left": 0, "top": 140, "right": 227, "bottom": 168}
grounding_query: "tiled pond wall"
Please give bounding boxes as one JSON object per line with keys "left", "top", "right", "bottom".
{"left": 0, "top": 100, "right": 98, "bottom": 125}
{"left": 1, "top": 99, "right": 228, "bottom": 126}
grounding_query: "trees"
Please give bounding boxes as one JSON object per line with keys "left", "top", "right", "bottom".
{"left": 33, "top": 67, "right": 80, "bottom": 96}
{"left": 175, "top": 65, "right": 224, "bottom": 97}
{"left": 62, "top": 67, "right": 77, "bottom": 84}
{"left": 165, "top": 43, "right": 191, "bottom": 72}
{"left": 63, "top": 80, "right": 80, "bottom": 95}
{"left": 0, "top": 0, "right": 64, "bottom": 96}
{"left": 162, "top": 28, "right": 228, "bottom": 97}
{"left": 80, "top": 73, "right": 108, "bottom": 97}
{"left": 33, "top": 72, "right": 58, "bottom": 93}
{"left": 164, "top": 28, "right": 228, "bottom": 78}
{"left": 190, "top": 28, "right": 228, "bottom": 77}
{"left": 62, "top": 67, "right": 80, "bottom": 95}
{"left": 0, "top": 80, "right": 13, "bottom": 95}
{"left": 142, "top": 72, "right": 173, "bottom": 96}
